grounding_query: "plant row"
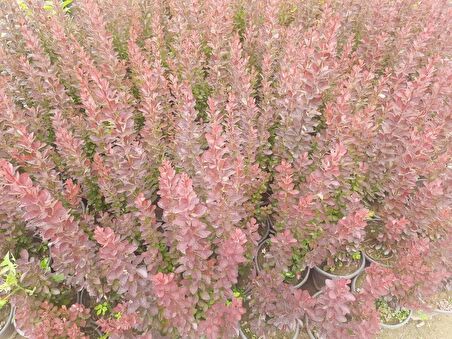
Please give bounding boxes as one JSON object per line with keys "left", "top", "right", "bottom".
{"left": 0, "top": 0, "right": 450, "bottom": 338}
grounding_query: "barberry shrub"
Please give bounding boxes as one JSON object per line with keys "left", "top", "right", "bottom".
{"left": 0, "top": 0, "right": 450, "bottom": 338}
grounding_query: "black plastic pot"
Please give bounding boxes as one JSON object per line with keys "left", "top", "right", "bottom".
{"left": 76, "top": 289, "right": 88, "bottom": 305}
{"left": 0, "top": 304, "right": 15, "bottom": 338}
{"left": 84, "top": 320, "right": 103, "bottom": 337}
{"left": 257, "top": 219, "right": 272, "bottom": 244}
{"left": 312, "top": 253, "right": 366, "bottom": 290}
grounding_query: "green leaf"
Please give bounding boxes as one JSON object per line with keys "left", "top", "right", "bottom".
{"left": 94, "top": 302, "right": 110, "bottom": 316}
{"left": 61, "top": 0, "right": 73, "bottom": 8}
{"left": 52, "top": 273, "right": 65, "bottom": 283}
{"left": 352, "top": 251, "right": 361, "bottom": 260}
{"left": 40, "top": 258, "right": 51, "bottom": 272}
{"left": 0, "top": 298, "right": 7, "bottom": 309}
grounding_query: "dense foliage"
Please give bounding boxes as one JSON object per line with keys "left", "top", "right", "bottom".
{"left": 0, "top": 0, "right": 450, "bottom": 338}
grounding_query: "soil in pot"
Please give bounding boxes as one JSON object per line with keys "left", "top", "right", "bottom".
{"left": 363, "top": 219, "right": 396, "bottom": 267}
{"left": 313, "top": 253, "right": 364, "bottom": 290}
{"left": 429, "top": 290, "right": 452, "bottom": 313}
{"left": 320, "top": 253, "right": 362, "bottom": 276}
{"left": 255, "top": 241, "right": 270, "bottom": 272}
{"left": 376, "top": 297, "right": 410, "bottom": 326}
{"left": 305, "top": 318, "right": 320, "bottom": 339}
{"left": 284, "top": 267, "right": 310, "bottom": 287}
{"left": 363, "top": 240, "right": 395, "bottom": 267}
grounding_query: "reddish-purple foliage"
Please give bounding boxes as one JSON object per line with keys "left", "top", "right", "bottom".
{"left": 198, "top": 297, "right": 245, "bottom": 339}
{"left": 150, "top": 272, "right": 194, "bottom": 337}
{"left": 0, "top": 0, "right": 450, "bottom": 337}
{"left": 96, "top": 303, "right": 140, "bottom": 338}
{"left": 0, "top": 161, "right": 99, "bottom": 292}
{"left": 311, "top": 279, "right": 356, "bottom": 339}
{"left": 14, "top": 298, "right": 90, "bottom": 339}
{"left": 249, "top": 271, "right": 316, "bottom": 337}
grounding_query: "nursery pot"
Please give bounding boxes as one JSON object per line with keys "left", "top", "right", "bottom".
{"left": 312, "top": 253, "right": 366, "bottom": 290}
{"left": 83, "top": 320, "right": 103, "bottom": 338}
{"left": 428, "top": 290, "right": 452, "bottom": 315}
{"left": 434, "top": 306, "right": 452, "bottom": 315}
{"left": 351, "top": 273, "right": 412, "bottom": 329}
{"left": 434, "top": 308, "right": 452, "bottom": 315}
{"left": 239, "top": 318, "right": 300, "bottom": 339}
{"left": 380, "top": 310, "right": 412, "bottom": 330}
{"left": 362, "top": 250, "right": 393, "bottom": 268}
{"left": 76, "top": 288, "right": 91, "bottom": 306}
{"left": 351, "top": 271, "right": 365, "bottom": 293}
{"left": 0, "top": 304, "right": 15, "bottom": 339}
{"left": 255, "top": 240, "right": 310, "bottom": 288}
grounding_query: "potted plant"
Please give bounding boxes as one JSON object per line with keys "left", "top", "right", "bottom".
{"left": 309, "top": 207, "right": 368, "bottom": 289}
{"left": 271, "top": 144, "right": 369, "bottom": 290}
{"left": 305, "top": 279, "right": 356, "bottom": 339}
{"left": 255, "top": 229, "right": 310, "bottom": 288}
{"left": 362, "top": 216, "right": 409, "bottom": 267}
{"left": 428, "top": 289, "right": 452, "bottom": 315}
{"left": 0, "top": 237, "right": 53, "bottom": 338}
{"left": 351, "top": 264, "right": 412, "bottom": 330}
{"left": 240, "top": 271, "right": 314, "bottom": 339}
{"left": 148, "top": 156, "right": 258, "bottom": 338}
{"left": 393, "top": 237, "right": 450, "bottom": 308}
{"left": 0, "top": 0, "right": 450, "bottom": 337}
{"left": 10, "top": 248, "right": 94, "bottom": 338}
{"left": 375, "top": 296, "right": 412, "bottom": 329}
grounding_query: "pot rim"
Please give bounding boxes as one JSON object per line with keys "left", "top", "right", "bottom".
{"left": 351, "top": 271, "right": 366, "bottom": 293}
{"left": 363, "top": 250, "right": 392, "bottom": 268}
{"left": 380, "top": 309, "right": 412, "bottom": 329}
{"left": 0, "top": 303, "right": 14, "bottom": 335}
{"left": 352, "top": 274, "right": 412, "bottom": 329}
{"left": 257, "top": 219, "right": 272, "bottom": 245}
{"left": 313, "top": 252, "right": 366, "bottom": 280}
{"left": 434, "top": 308, "right": 452, "bottom": 315}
